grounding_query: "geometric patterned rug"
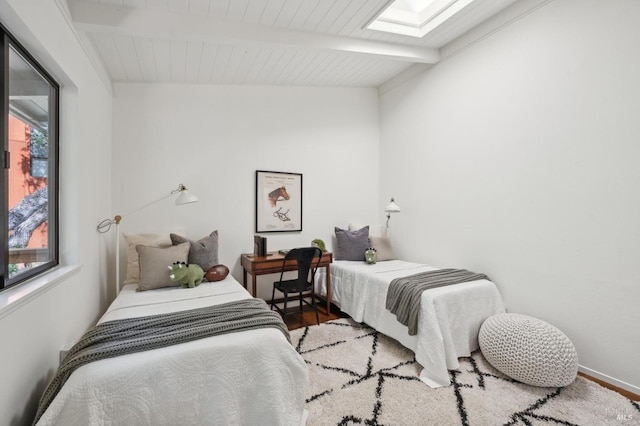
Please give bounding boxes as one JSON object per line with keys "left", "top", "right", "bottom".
{"left": 290, "top": 318, "right": 639, "bottom": 426}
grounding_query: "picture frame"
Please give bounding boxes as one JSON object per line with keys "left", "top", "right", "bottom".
{"left": 255, "top": 170, "right": 302, "bottom": 233}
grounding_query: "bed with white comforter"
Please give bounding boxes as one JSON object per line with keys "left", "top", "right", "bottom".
{"left": 316, "top": 260, "right": 505, "bottom": 388}
{"left": 36, "top": 277, "right": 308, "bottom": 426}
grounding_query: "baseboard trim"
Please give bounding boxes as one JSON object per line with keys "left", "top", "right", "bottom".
{"left": 578, "top": 365, "right": 640, "bottom": 401}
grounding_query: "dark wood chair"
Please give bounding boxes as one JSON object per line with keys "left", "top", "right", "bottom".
{"left": 271, "top": 247, "right": 322, "bottom": 325}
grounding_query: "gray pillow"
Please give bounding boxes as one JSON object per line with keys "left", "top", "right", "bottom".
{"left": 136, "top": 242, "right": 189, "bottom": 291}
{"left": 368, "top": 235, "right": 397, "bottom": 261}
{"left": 170, "top": 230, "right": 219, "bottom": 271}
{"left": 335, "top": 226, "right": 369, "bottom": 261}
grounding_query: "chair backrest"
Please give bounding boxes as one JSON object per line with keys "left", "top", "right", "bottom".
{"left": 281, "top": 247, "right": 322, "bottom": 291}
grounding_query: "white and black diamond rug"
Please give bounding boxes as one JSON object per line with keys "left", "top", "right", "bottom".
{"left": 291, "top": 318, "right": 639, "bottom": 426}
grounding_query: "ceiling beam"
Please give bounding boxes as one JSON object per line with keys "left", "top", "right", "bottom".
{"left": 68, "top": 1, "right": 440, "bottom": 64}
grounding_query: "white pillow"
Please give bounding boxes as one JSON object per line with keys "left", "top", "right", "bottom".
{"left": 123, "top": 231, "right": 185, "bottom": 284}
{"left": 348, "top": 222, "right": 386, "bottom": 238}
{"left": 368, "top": 235, "right": 397, "bottom": 261}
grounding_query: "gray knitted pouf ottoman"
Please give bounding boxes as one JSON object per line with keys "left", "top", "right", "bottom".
{"left": 479, "top": 313, "right": 578, "bottom": 387}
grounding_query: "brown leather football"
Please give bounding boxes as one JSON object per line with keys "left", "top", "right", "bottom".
{"left": 205, "top": 264, "right": 229, "bottom": 282}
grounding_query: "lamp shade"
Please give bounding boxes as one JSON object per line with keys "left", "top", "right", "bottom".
{"left": 385, "top": 198, "right": 401, "bottom": 213}
{"left": 175, "top": 187, "right": 198, "bottom": 205}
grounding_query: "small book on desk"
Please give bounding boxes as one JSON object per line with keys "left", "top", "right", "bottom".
{"left": 254, "top": 235, "right": 267, "bottom": 256}
{"left": 278, "top": 249, "right": 290, "bottom": 255}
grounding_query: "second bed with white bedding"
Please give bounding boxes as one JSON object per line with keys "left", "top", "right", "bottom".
{"left": 36, "top": 277, "right": 308, "bottom": 426}
{"left": 316, "top": 260, "right": 505, "bottom": 388}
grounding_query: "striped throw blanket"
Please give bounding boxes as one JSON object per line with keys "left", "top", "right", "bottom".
{"left": 34, "top": 298, "right": 288, "bottom": 425}
{"left": 386, "top": 268, "right": 489, "bottom": 336}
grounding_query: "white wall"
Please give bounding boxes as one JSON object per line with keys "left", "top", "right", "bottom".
{"left": 379, "top": 0, "right": 640, "bottom": 392}
{"left": 0, "top": 1, "right": 113, "bottom": 425}
{"left": 112, "top": 83, "right": 380, "bottom": 299}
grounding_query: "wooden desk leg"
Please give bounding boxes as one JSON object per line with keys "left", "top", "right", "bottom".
{"left": 252, "top": 274, "right": 258, "bottom": 298}
{"left": 325, "top": 265, "right": 331, "bottom": 313}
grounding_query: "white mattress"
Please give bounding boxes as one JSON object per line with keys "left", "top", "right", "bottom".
{"left": 37, "top": 277, "right": 308, "bottom": 426}
{"left": 316, "top": 260, "right": 505, "bottom": 388}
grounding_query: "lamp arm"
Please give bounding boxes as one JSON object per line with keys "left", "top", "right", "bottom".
{"left": 115, "top": 219, "right": 120, "bottom": 295}
{"left": 120, "top": 193, "right": 173, "bottom": 219}
{"left": 98, "top": 184, "right": 192, "bottom": 233}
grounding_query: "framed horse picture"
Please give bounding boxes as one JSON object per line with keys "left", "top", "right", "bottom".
{"left": 255, "top": 170, "right": 303, "bottom": 233}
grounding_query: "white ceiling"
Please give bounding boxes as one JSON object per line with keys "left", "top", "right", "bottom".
{"left": 65, "top": 0, "right": 523, "bottom": 88}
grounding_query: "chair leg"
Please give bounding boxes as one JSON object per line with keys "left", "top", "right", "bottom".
{"left": 270, "top": 285, "right": 276, "bottom": 311}
{"left": 283, "top": 291, "right": 287, "bottom": 318}
{"left": 311, "top": 291, "right": 319, "bottom": 325}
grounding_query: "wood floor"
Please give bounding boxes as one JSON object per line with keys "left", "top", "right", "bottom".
{"left": 282, "top": 302, "right": 345, "bottom": 330}
{"left": 578, "top": 372, "right": 640, "bottom": 401}
{"left": 280, "top": 303, "right": 640, "bottom": 402}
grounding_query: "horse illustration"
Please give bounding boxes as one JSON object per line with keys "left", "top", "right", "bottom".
{"left": 268, "top": 186, "right": 290, "bottom": 207}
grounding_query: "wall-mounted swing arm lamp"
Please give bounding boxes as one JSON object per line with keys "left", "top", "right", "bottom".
{"left": 96, "top": 183, "right": 199, "bottom": 296}
{"left": 385, "top": 197, "right": 401, "bottom": 228}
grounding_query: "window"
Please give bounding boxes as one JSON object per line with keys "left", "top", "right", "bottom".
{"left": 366, "top": 0, "right": 480, "bottom": 38}
{"left": 1, "top": 23, "right": 59, "bottom": 290}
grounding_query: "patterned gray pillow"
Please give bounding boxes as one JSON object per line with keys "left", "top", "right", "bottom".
{"left": 335, "top": 226, "right": 369, "bottom": 261}
{"left": 170, "top": 230, "right": 219, "bottom": 271}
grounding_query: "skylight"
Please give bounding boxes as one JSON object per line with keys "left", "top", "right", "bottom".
{"left": 367, "top": 0, "right": 478, "bottom": 38}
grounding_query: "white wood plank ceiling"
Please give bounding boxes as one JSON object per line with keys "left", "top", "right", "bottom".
{"left": 66, "top": 0, "right": 520, "bottom": 88}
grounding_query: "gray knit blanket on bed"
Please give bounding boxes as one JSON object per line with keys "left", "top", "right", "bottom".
{"left": 386, "top": 268, "right": 489, "bottom": 336}
{"left": 33, "top": 298, "right": 288, "bottom": 425}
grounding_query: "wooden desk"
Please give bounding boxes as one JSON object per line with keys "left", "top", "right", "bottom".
{"left": 241, "top": 251, "right": 333, "bottom": 313}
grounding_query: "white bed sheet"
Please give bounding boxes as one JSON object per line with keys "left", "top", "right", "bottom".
{"left": 316, "top": 260, "right": 505, "bottom": 388}
{"left": 37, "top": 277, "right": 308, "bottom": 426}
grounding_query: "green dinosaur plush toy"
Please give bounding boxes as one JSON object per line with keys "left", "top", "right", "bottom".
{"left": 311, "top": 238, "right": 327, "bottom": 252}
{"left": 168, "top": 261, "right": 204, "bottom": 288}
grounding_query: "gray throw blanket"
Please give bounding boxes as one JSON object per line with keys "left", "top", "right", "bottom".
{"left": 34, "top": 298, "right": 288, "bottom": 425}
{"left": 386, "top": 268, "right": 489, "bottom": 336}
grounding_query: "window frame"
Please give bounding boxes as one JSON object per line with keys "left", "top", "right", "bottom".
{"left": 1, "top": 23, "right": 59, "bottom": 291}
